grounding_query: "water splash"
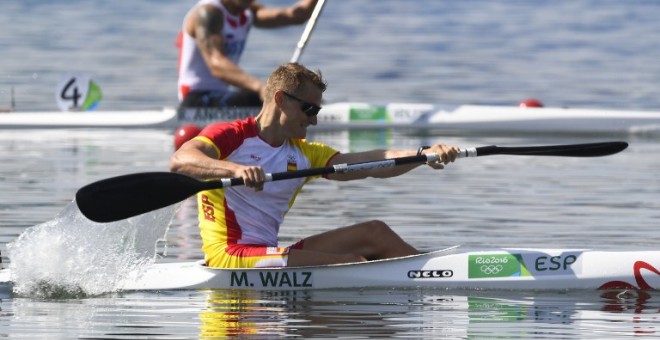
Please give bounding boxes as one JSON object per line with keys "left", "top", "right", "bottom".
{"left": 6, "top": 201, "right": 178, "bottom": 298}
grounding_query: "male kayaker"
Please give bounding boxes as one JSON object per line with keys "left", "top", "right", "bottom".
{"left": 177, "top": 0, "right": 318, "bottom": 109}
{"left": 170, "top": 63, "right": 460, "bottom": 268}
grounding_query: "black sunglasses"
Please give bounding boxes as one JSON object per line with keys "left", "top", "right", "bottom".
{"left": 281, "top": 91, "right": 322, "bottom": 117}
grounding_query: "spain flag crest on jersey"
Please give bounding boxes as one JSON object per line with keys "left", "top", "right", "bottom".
{"left": 287, "top": 161, "right": 297, "bottom": 172}
{"left": 287, "top": 155, "right": 297, "bottom": 172}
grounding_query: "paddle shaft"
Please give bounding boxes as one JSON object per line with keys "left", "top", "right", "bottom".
{"left": 209, "top": 153, "right": 436, "bottom": 189}
{"left": 290, "top": 0, "right": 326, "bottom": 63}
{"left": 179, "top": 141, "right": 629, "bottom": 190}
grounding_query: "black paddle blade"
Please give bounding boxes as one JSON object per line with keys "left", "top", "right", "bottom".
{"left": 476, "top": 141, "right": 628, "bottom": 157}
{"left": 76, "top": 172, "right": 210, "bottom": 223}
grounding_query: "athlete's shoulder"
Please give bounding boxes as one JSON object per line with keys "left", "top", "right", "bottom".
{"left": 201, "top": 116, "right": 257, "bottom": 138}
{"left": 289, "top": 138, "right": 339, "bottom": 168}
{"left": 289, "top": 138, "right": 333, "bottom": 149}
{"left": 193, "top": 117, "right": 257, "bottom": 159}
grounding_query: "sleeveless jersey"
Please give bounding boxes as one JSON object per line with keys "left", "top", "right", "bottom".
{"left": 194, "top": 117, "right": 339, "bottom": 266}
{"left": 177, "top": 0, "right": 253, "bottom": 100}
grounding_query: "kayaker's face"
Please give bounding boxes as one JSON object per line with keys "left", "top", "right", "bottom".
{"left": 279, "top": 84, "right": 322, "bottom": 139}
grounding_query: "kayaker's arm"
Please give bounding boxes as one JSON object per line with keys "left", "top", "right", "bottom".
{"left": 326, "top": 144, "right": 459, "bottom": 181}
{"left": 251, "top": 0, "right": 318, "bottom": 28}
{"left": 188, "top": 4, "right": 265, "bottom": 98}
{"left": 169, "top": 139, "right": 268, "bottom": 191}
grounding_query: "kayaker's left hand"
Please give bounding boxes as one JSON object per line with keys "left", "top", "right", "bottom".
{"left": 421, "top": 144, "right": 459, "bottom": 169}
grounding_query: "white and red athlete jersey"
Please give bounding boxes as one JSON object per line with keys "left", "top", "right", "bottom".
{"left": 177, "top": 0, "right": 253, "bottom": 100}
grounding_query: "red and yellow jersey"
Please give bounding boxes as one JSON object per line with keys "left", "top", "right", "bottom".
{"left": 194, "top": 117, "right": 338, "bottom": 267}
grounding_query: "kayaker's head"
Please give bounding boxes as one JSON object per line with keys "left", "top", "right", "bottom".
{"left": 222, "top": 0, "right": 256, "bottom": 13}
{"left": 263, "top": 63, "right": 326, "bottom": 139}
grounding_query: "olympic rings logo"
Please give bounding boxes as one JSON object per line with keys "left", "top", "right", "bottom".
{"left": 480, "top": 264, "right": 503, "bottom": 275}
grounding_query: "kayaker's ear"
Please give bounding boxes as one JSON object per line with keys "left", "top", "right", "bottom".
{"left": 274, "top": 90, "right": 285, "bottom": 107}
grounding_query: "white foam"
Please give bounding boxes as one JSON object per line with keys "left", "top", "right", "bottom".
{"left": 6, "top": 201, "right": 178, "bottom": 297}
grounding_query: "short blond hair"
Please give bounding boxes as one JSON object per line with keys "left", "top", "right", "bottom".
{"left": 264, "top": 63, "right": 327, "bottom": 101}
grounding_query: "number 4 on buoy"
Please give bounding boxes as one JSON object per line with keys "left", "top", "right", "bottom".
{"left": 56, "top": 74, "right": 102, "bottom": 112}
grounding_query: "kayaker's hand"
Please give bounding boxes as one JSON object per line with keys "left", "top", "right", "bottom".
{"left": 422, "top": 144, "right": 459, "bottom": 170}
{"left": 236, "top": 165, "right": 266, "bottom": 191}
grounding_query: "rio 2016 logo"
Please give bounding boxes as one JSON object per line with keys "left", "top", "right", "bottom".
{"left": 56, "top": 74, "right": 102, "bottom": 111}
{"left": 468, "top": 254, "right": 526, "bottom": 279}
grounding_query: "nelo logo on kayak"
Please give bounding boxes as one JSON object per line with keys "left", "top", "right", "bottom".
{"left": 408, "top": 270, "right": 453, "bottom": 279}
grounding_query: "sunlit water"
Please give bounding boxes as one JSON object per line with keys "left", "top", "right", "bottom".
{"left": 2, "top": 0, "right": 660, "bottom": 338}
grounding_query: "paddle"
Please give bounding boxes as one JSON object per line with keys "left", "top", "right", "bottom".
{"left": 290, "top": 0, "right": 326, "bottom": 63}
{"left": 76, "top": 141, "right": 627, "bottom": 223}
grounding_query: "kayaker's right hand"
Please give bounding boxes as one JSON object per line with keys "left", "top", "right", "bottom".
{"left": 236, "top": 165, "right": 266, "bottom": 191}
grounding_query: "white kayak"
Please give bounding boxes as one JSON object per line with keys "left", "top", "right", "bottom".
{"left": 2, "top": 246, "right": 658, "bottom": 292}
{"left": 2, "top": 102, "right": 660, "bottom": 134}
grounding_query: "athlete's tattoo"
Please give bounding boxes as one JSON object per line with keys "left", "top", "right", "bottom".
{"left": 196, "top": 6, "right": 225, "bottom": 53}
